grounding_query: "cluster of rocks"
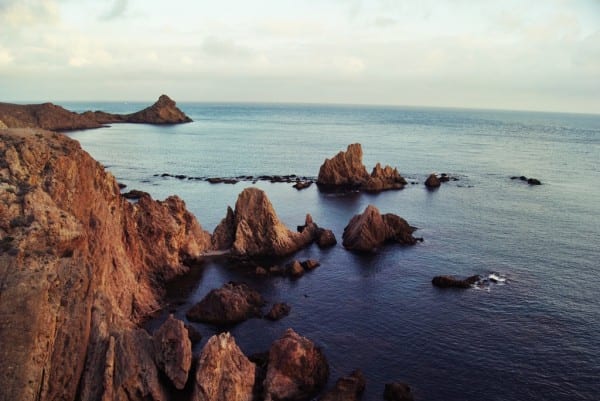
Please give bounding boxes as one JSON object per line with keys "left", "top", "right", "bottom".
{"left": 317, "top": 143, "right": 407, "bottom": 192}
{"left": 511, "top": 175, "right": 542, "bottom": 185}
{"left": 424, "top": 172, "right": 459, "bottom": 189}
{"left": 0, "top": 94, "right": 191, "bottom": 131}
{"left": 154, "top": 173, "right": 316, "bottom": 190}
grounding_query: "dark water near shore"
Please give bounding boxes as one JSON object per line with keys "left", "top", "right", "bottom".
{"left": 67, "top": 102, "right": 600, "bottom": 401}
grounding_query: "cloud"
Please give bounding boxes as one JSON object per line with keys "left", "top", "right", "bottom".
{"left": 374, "top": 16, "right": 397, "bottom": 27}
{"left": 100, "top": 0, "right": 128, "bottom": 21}
{"left": 0, "top": 47, "right": 14, "bottom": 65}
{"left": 201, "top": 36, "right": 252, "bottom": 58}
{"left": 0, "top": 0, "right": 59, "bottom": 25}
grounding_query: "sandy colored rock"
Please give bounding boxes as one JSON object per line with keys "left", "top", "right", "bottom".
{"left": 0, "top": 119, "right": 7, "bottom": 129}
{"left": 153, "top": 314, "right": 192, "bottom": 390}
{"left": 186, "top": 282, "right": 265, "bottom": 325}
{"left": 342, "top": 205, "right": 418, "bottom": 252}
{"left": 212, "top": 188, "right": 326, "bottom": 257}
{"left": 264, "top": 328, "right": 329, "bottom": 401}
{"left": 192, "top": 333, "right": 256, "bottom": 401}
{"left": 0, "top": 128, "right": 211, "bottom": 401}
{"left": 317, "top": 144, "right": 406, "bottom": 192}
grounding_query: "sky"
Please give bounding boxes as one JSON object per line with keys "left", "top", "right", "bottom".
{"left": 0, "top": 0, "right": 599, "bottom": 113}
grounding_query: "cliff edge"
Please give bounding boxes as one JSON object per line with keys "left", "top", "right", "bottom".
{"left": 0, "top": 128, "right": 210, "bottom": 401}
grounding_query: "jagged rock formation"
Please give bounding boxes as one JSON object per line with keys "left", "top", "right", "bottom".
{"left": 342, "top": 205, "right": 418, "bottom": 252}
{"left": 0, "top": 95, "right": 191, "bottom": 131}
{"left": 320, "top": 370, "right": 366, "bottom": 401}
{"left": 0, "top": 128, "right": 211, "bottom": 401}
{"left": 317, "top": 144, "right": 406, "bottom": 192}
{"left": 192, "top": 333, "right": 256, "bottom": 401}
{"left": 186, "top": 282, "right": 265, "bottom": 325}
{"left": 264, "top": 328, "right": 329, "bottom": 401}
{"left": 153, "top": 315, "right": 192, "bottom": 390}
{"left": 212, "top": 187, "right": 329, "bottom": 257}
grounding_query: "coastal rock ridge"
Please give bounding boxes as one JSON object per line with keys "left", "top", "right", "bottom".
{"left": 0, "top": 128, "right": 211, "bottom": 401}
{"left": 317, "top": 143, "right": 407, "bottom": 192}
{"left": 0, "top": 94, "right": 191, "bottom": 131}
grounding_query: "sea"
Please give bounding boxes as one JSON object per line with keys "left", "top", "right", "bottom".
{"left": 65, "top": 102, "right": 600, "bottom": 401}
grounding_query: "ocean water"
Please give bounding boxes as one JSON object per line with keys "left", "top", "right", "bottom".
{"left": 67, "top": 103, "right": 600, "bottom": 401}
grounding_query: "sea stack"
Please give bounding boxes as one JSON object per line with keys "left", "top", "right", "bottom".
{"left": 317, "top": 143, "right": 407, "bottom": 192}
{"left": 211, "top": 187, "right": 330, "bottom": 257}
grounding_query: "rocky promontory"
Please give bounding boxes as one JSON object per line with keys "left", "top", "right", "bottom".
{"left": 317, "top": 143, "right": 407, "bottom": 192}
{"left": 342, "top": 205, "right": 419, "bottom": 252}
{"left": 0, "top": 128, "right": 210, "bottom": 401}
{"left": 212, "top": 187, "right": 330, "bottom": 257}
{"left": 0, "top": 94, "right": 191, "bottom": 131}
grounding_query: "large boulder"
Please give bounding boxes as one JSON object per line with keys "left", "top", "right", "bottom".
{"left": 212, "top": 187, "right": 328, "bottom": 257}
{"left": 424, "top": 173, "right": 441, "bottom": 189}
{"left": 153, "top": 315, "right": 192, "bottom": 390}
{"left": 317, "top": 144, "right": 406, "bottom": 192}
{"left": 192, "top": 333, "right": 256, "bottom": 401}
{"left": 186, "top": 282, "right": 265, "bottom": 325}
{"left": 342, "top": 205, "right": 418, "bottom": 252}
{"left": 320, "top": 370, "right": 366, "bottom": 401}
{"left": 264, "top": 328, "right": 329, "bottom": 401}
{"left": 0, "top": 129, "right": 211, "bottom": 401}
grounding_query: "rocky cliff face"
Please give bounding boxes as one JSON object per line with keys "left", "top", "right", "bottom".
{"left": 0, "top": 95, "right": 192, "bottom": 131}
{"left": 317, "top": 144, "right": 406, "bottom": 192}
{"left": 212, "top": 187, "right": 325, "bottom": 257}
{"left": 0, "top": 128, "right": 211, "bottom": 401}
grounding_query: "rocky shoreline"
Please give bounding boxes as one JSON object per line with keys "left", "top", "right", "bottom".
{"left": 0, "top": 98, "right": 530, "bottom": 401}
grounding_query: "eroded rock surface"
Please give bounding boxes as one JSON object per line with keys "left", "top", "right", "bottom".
{"left": 153, "top": 314, "right": 192, "bottom": 390}
{"left": 186, "top": 282, "right": 265, "bottom": 325}
{"left": 264, "top": 328, "right": 329, "bottom": 401}
{"left": 0, "top": 128, "right": 211, "bottom": 401}
{"left": 212, "top": 187, "right": 328, "bottom": 257}
{"left": 192, "top": 333, "right": 256, "bottom": 401}
{"left": 342, "top": 205, "right": 418, "bottom": 252}
{"left": 317, "top": 144, "right": 406, "bottom": 192}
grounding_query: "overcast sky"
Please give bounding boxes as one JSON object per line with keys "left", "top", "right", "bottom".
{"left": 1, "top": 0, "right": 599, "bottom": 113}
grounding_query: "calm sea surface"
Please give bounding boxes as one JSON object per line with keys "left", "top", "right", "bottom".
{"left": 67, "top": 103, "right": 600, "bottom": 401}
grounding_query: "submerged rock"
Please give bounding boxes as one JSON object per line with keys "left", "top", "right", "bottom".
{"left": 186, "top": 282, "right": 265, "bottom": 325}
{"left": 265, "top": 303, "right": 291, "bottom": 321}
{"left": 511, "top": 175, "right": 542, "bottom": 185}
{"left": 320, "top": 370, "right": 366, "bottom": 401}
{"left": 153, "top": 314, "right": 192, "bottom": 390}
{"left": 342, "top": 205, "right": 418, "bottom": 252}
{"left": 264, "top": 328, "right": 329, "bottom": 401}
{"left": 431, "top": 275, "right": 481, "bottom": 289}
{"left": 193, "top": 332, "right": 255, "bottom": 401}
{"left": 212, "top": 188, "right": 329, "bottom": 257}
{"left": 317, "top": 144, "right": 406, "bottom": 192}
{"left": 383, "top": 382, "right": 414, "bottom": 401}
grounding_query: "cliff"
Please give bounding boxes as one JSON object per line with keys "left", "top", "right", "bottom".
{"left": 0, "top": 128, "right": 211, "bottom": 401}
{"left": 0, "top": 95, "right": 191, "bottom": 131}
